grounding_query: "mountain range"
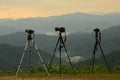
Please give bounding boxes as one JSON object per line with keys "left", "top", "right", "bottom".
{"left": 0, "top": 25, "right": 120, "bottom": 61}
{"left": 0, "top": 12, "right": 120, "bottom": 35}
{"left": 0, "top": 12, "right": 120, "bottom": 71}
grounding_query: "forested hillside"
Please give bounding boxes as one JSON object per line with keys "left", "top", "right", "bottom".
{"left": 0, "top": 44, "right": 57, "bottom": 71}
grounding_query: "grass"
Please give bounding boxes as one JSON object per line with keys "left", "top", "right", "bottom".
{"left": 0, "top": 73, "right": 120, "bottom": 80}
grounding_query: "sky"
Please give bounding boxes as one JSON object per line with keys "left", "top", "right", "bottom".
{"left": 0, "top": 0, "right": 120, "bottom": 19}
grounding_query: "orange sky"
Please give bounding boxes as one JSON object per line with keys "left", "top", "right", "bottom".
{"left": 0, "top": 0, "right": 120, "bottom": 19}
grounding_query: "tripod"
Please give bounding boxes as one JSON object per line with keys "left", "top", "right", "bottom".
{"left": 14, "top": 30, "right": 49, "bottom": 80}
{"left": 88, "top": 28, "right": 111, "bottom": 74}
{"left": 48, "top": 30, "right": 74, "bottom": 74}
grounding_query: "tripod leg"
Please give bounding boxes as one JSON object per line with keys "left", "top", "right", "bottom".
{"left": 91, "top": 53, "right": 95, "bottom": 73}
{"left": 28, "top": 46, "right": 32, "bottom": 77}
{"left": 59, "top": 39, "right": 62, "bottom": 74}
{"left": 61, "top": 38, "right": 75, "bottom": 74}
{"left": 34, "top": 44, "right": 49, "bottom": 75}
{"left": 14, "top": 42, "right": 28, "bottom": 80}
{"left": 48, "top": 38, "right": 60, "bottom": 71}
{"left": 99, "top": 44, "right": 111, "bottom": 74}
{"left": 88, "top": 43, "right": 97, "bottom": 74}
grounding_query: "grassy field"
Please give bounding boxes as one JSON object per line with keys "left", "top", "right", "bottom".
{"left": 0, "top": 73, "right": 120, "bottom": 80}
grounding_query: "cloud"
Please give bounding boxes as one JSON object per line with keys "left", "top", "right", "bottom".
{"left": 70, "top": 56, "right": 82, "bottom": 63}
{"left": 55, "top": 52, "right": 82, "bottom": 63}
{"left": 45, "top": 32, "right": 56, "bottom": 36}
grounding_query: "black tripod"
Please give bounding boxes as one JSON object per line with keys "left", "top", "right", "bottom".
{"left": 88, "top": 28, "right": 111, "bottom": 74}
{"left": 48, "top": 27, "right": 74, "bottom": 74}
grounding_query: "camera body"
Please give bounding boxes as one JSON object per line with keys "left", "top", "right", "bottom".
{"left": 93, "top": 28, "right": 100, "bottom": 32}
{"left": 25, "top": 29, "right": 34, "bottom": 34}
{"left": 55, "top": 27, "right": 65, "bottom": 33}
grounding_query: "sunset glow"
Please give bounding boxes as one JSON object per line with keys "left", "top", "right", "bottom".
{"left": 0, "top": 0, "right": 120, "bottom": 19}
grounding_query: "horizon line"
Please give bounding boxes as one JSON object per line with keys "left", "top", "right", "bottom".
{"left": 0, "top": 12, "right": 120, "bottom": 20}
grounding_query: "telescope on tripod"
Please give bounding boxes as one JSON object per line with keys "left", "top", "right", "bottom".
{"left": 14, "top": 29, "right": 49, "bottom": 80}
{"left": 48, "top": 27, "right": 74, "bottom": 74}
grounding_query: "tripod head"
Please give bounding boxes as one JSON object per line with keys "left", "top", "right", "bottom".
{"left": 55, "top": 27, "right": 66, "bottom": 43}
{"left": 93, "top": 28, "right": 101, "bottom": 43}
{"left": 25, "top": 29, "right": 35, "bottom": 48}
{"left": 25, "top": 29, "right": 34, "bottom": 34}
{"left": 25, "top": 29, "right": 34, "bottom": 41}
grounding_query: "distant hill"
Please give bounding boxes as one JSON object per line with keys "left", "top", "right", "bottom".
{"left": 0, "top": 12, "right": 120, "bottom": 35}
{"left": 0, "top": 44, "right": 119, "bottom": 71}
{"left": 0, "top": 25, "right": 120, "bottom": 61}
{"left": 99, "top": 50, "right": 120, "bottom": 67}
{"left": 0, "top": 44, "right": 57, "bottom": 71}
{"left": 77, "top": 50, "right": 120, "bottom": 70}
{"left": 67, "top": 25, "right": 120, "bottom": 59}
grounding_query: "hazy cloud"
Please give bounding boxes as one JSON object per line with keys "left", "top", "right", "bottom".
{"left": 70, "top": 56, "right": 82, "bottom": 63}
{"left": 55, "top": 52, "right": 82, "bottom": 63}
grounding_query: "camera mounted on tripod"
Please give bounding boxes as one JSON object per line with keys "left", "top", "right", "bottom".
{"left": 25, "top": 29, "right": 34, "bottom": 41}
{"left": 93, "top": 28, "right": 101, "bottom": 43}
{"left": 55, "top": 27, "right": 66, "bottom": 43}
{"left": 93, "top": 28, "right": 100, "bottom": 32}
{"left": 25, "top": 29, "right": 34, "bottom": 34}
{"left": 55, "top": 27, "right": 65, "bottom": 33}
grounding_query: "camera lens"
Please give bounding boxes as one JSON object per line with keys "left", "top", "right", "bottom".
{"left": 25, "top": 29, "right": 29, "bottom": 33}
{"left": 55, "top": 27, "right": 59, "bottom": 31}
{"left": 55, "top": 27, "right": 65, "bottom": 32}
